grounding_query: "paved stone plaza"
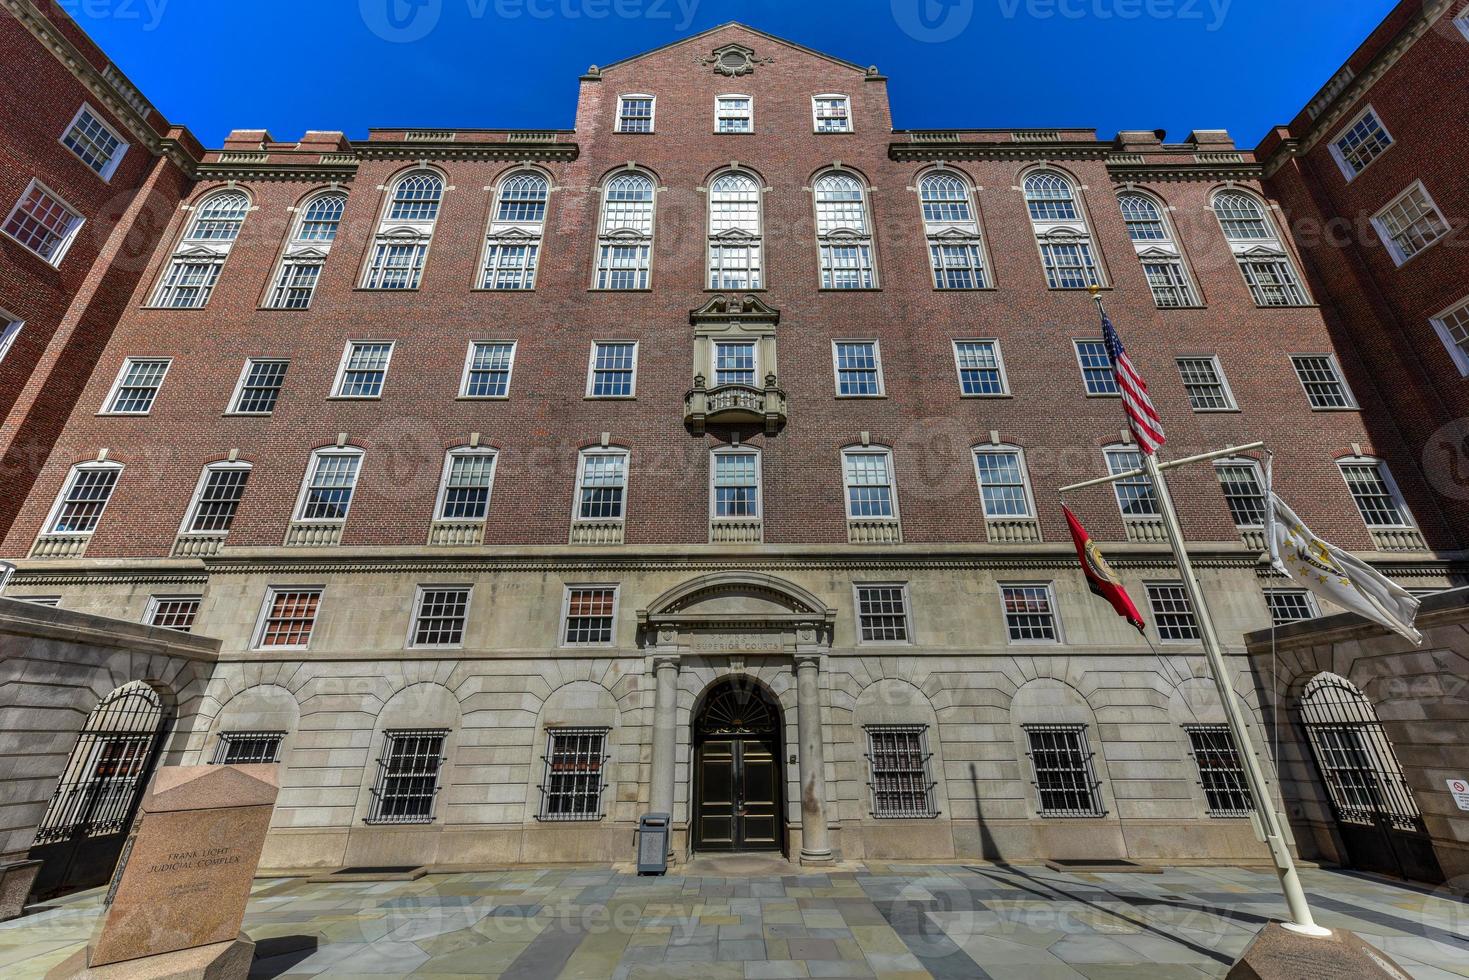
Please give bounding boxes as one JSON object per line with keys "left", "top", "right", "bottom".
{"left": 1, "top": 862, "right": 1465, "bottom": 979}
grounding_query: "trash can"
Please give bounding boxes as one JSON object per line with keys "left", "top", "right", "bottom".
{"left": 636, "top": 813, "right": 670, "bottom": 876}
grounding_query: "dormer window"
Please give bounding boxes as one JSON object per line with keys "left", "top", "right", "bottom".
{"left": 616, "top": 95, "right": 655, "bottom": 133}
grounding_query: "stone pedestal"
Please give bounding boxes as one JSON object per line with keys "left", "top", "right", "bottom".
{"left": 1227, "top": 923, "right": 1411, "bottom": 979}
{"left": 46, "top": 933, "right": 255, "bottom": 980}
{"left": 0, "top": 858, "right": 42, "bottom": 921}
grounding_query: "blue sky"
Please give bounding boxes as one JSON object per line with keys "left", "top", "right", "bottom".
{"left": 76, "top": 0, "right": 1395, "bottom": 148}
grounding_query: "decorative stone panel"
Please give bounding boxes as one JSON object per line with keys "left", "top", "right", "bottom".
{"left": 710, "top": 520, "right": 762, "bottom": 544}
{"left": 172, "top": 533, "right": 226, "bottom": 558}
{"left": 1370, "top": 527, "right": 1427, "bottom": 552}
{"left": 429, "top": 521, "right": 484, "bottom": 546}
{"left": 1125, "top": 519, "right": 1167, "bottom": 544}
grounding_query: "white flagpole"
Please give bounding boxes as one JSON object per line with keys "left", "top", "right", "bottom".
{"left": 1090, "top": 288, "right": 1328, "bottom": 937}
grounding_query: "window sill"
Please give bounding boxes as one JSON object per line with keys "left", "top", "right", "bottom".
{"left": 1307, "top": 406, "right": 1361, "bottom": 412}
{"left": 584, "top": 395, "right": 637, "bottom": 401}
{"left": 1048, "top": 286, "right": 1110, "bottom": 292}
{"left": 222, "top": 411, "right": 274, "bottom": 417}
{"left": 835, "top": 394, "right": 887, "bottom": 399}
{"left": 354, "top": 287, "right": 422, "bottom": 293}
{"left": 95, "top": 411, "right": 152, "bottom": 417}
{"left": 257, "top": 305, "right": 312, "bottom": 312}
{"left": 1255, "top": 303, "right": 1319, "bottom": 310}
{"left": 327, "top": 395, "right": 383, "bottom": 401}
{"left": 471, "top": 288, "right": 537, "bottom": 293}
{"left": 817, "top": 287, "right": 882, "bottom": 293}
{"left": 456, "top": 395, "right": 510, "bottom": 401}
{"left": 959, "top": 393, "right": 1013, "bottom": 399}
{"left": 934, "top": 287, "right": 999, "bottom": 293}
{"left": 703, "top": 287, "right": 766, "bottom": 293}
{"left": 1156, "top": 305, "right": 1208, "bottom": 311}
{"left": 1084, "top": 393, "right": 1123, "bottom": 399}
{"left": 587, "top": 288, "right": 653, "bottom": 293}
{"left": 1191, "top": 408, "right": 1241, "bottom": 414}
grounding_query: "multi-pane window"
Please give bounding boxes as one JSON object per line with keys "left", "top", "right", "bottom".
{"left": 410, "top": 587, "right": 470, "bottom": 647}
{"left": 843, "top": 449, "right": 896, "bottom": 519}
{"left": 1075, "top": 340, "right": 1119, "bottom": 395}
{"left": 0, "top": 316, "right": 21, "bottom": 366}
{"left": 920, "top": 172, "right": 988, "bottom": 289}
{"left": 587, "top": 341, "right": 637, "bottom": 397}
{"left": 150, "top": 190, "right": 249, "bottom": 307}
{"left": 1213, "top": 192, "right": 1273, "bottom": 240}
{"left": 1141, "top": 261, "right": 1197, "bottom": 309}
{"left": 596, "top": 172, "right": 654, "bottom": 289}
{"left": 1147, "top": 584, "right": 1200, "bottom": 641}
{"left": 152, "top": 259, "right": 223, "bottom": 308}
{"left": 254, "top": 588, "right": 322, "bottom": 648}
{"left": 833, "top": 341, "right": 883, "bottom": 396}
{"left": 437, "top": 450, "right": 496, "bottom": 520}
{"left": 856, "top": 584, "right": 910, "bottom": 643}
{"left": 575, "top": 450, "right": 628, "bottom": 521}
{"left": 230, "top": 359, "right": 287, "bottom": 414}
{"left": 483, "top": 172, "right": 548, "bottom": 290}
{"left": 1238, "top": 259, "right": 1309, "bottom": 307}
{"left": 48, "top": 464, "right": 121, "bottom": 534}
{"left": 1024, "top": 726, "right": 1104, "bottom": 817}
{"left": 296, "top": 451, "right": 362, "bottom": 522}
{"left": 1291, "top": 354, "right": 1356, "bottom": 409}
{"left": 1264, "top": 589, "right": 1318, "bottom": 626}
{"left": 1339, "top": 459, "right": 1411, "bottom": 528}
{"left": 1331, "top": 107, "right": 1393, "bottom": 179}
{"left": 715, "top": 95, "right": 752, "bottom": 133}
{"left": 333, "top": 341, "right": 393, "bottom": 397}
{"left": 146, "top": 595, "right": 201, "bottom": 632}
{"left": 1039, "top": 241, "right": 1100, "bottom": 289}
{"left": 62, "top": 105, "right": 127, "bottom": 178}
{"left": 539, "top": 729, "right": 608, "bottom": 820}
{"left": 1025, "top": 172, "right": 1080, "bottom": 221}
{"left": 212, "top": 732, "right": 283, "bottom": 765}
{"left": 186, "top": 191, "right": 250, "bottom": 241}
{"left": 297, "top": 192, "right": 346, "bottom": 240}
{"left": 1431, "top": 297, "right": 1469, "bottom": 376}
{"left": 266, "top": 192, "right": 346, "bottom": 309}
{"left": 1372, "top": 182, "right": 1449, "bottom": 265}
{"left": 1120, "top": 193, "right": 1168, "bottom": 240}
{"left": 1001, "top": 584, "right": 1059, "bottom": 642}
{"left": 812, "top": 95, "right": 851, "bottom": 132}
{"left": 616, "top": 95, "right": 655, "bottom": 133}
{"left": 364, "top": 241, "right": 427, "bottom": 290}
{"left": 711, "top": 450, "right": 760, "bottom": 518}
{"left": 708, "top": 172, "right": 762, "bottom": 289}
{"left": 363, "top": 171, "right": 440, "bottom": 289}
{"left": 814, "top": 173, "right": 875, "bottom": 289}
{"left": 953, "top": 340, "right": 1007, "bottom": 395}
{"left": 1024, "top": 172, "right": 1101, "bottom": 290}
{"left": 1118, "top": 193, "right": 1198, "bottom": 308}
{"left": 268, "top": 262, "right": 322, "bottom": 309}
{"left": 103, "top": 358, "right": 170, "bottom": 414}
{"left": 460, "top": 342, "right": 515, "bottom": 397}
{"left": 1185, "top": 726, "right": 1254, "bottom": 817}
{"left": 1212, "top": 192, "right": 1308, "bottom": 306}
{"left": 368, "top": 731, "right": 446, "bottom": 824}
{"left": 865, "top": 726, "right": 936, "bottom": 818}
{"left": 1177, "top": 356, "right": 1235, "bottom": 411}
{"left": 1107, "top": 448, "right": 1158, "bottom": 517}
{"left": 388, "top": 172, "right": 443, "bottom": 222}
{"left": 3, "top": 180, "right": 83, "bottom": 264}
{"left": 713, "top": 340, "right": 756, "bottom": 387}
{"left": 973, "top": 448, "right": 1033, "bottom": 518}
{"left": 185, "top": 464, "right": 251, "bottom": 533}
{"left": 563, "top": 587, "right": 616, "bottom": 645}
{"left": 1214, "top": 460, "right": 1265, "bottom": 529}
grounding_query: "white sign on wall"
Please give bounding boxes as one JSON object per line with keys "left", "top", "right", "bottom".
{"left": 1447, "top": 778, "right": 1469, "bottom": 812}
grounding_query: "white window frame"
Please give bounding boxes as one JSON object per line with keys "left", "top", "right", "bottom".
{"left": 572, "top": 447, "right": 630, "bottom": 524}
{"left": 711, "top": 338, "right": 760, "bottom": 387}
{"left": 1263, "top": 589, "right": 1320, "bottom": 626}
{"left": 250, "top": 586, "right": 324, "bottom": 651}
{"left": 406, "top": 584, "right": 473, "bottom": 649}
{"left": 1371, "top": 180, "right": 1449, "bottom": 267}
{"left": 480, "top": 170, "right": 548, "bottom": 291}
{"left": 1175, "top": 355, "right": 1238, "bottom": 412}
{"left": 1074, "top": 339, "right": 1120, "bottom": 397}
{"left": 831, "top": 339, "right": 886, "bottom": 398}
{"left": 1328, "top": 104, "right": 1393, "bottom": 181}
{"left": 100, "top": 357, "right": 171, "bottom": 415}
{"left": 1214, "top": 457, "right": 1266, "bottom": 530}
{"left": 458, "top": 340, "right": 517, "bottom": 399}
{"left": 998, "top": 581, "right": 1063, "bottom": 644}
{"left": 919, "top": 169, "right": 991, "bottom": 291}
{"left": 292, "top": 448, "right": 364, "bottom": 524}
{"left": 331, "top": 340, "right": 396, "bottom": 399}
{"left": 59, "top": 103, "right": 129, "bottom": 180}
{"left": 615, "top": 94, "right": 656, "bottom": 133}
{"left": 1457, "top": 6, "right": 1469, "bottom": 40}
{"left": 1290, "top": 353, "right": 1358, "bottom": 410}
{"left": 972, "top": 445, "right": 1037, "bottom": 519}
{"left": 951, "top": 339, "right": 1009, "bottom": 397}
{"left": 1022, "top": 170, "right": 1105, "bottom": 291}
{"left": 434, "top": 447, "right": 498, "bottom": 522}
{"left": 812, "top": 170, "right": 877, "bottom": 289}
{"left": 360, "top": 170, "right": 442, "bottom": 290}
{"left": 1146, "top": 582, "right": 1200, "bottom": 644}
{"left": 1336, "top": 456, "right": 1416, "bottom": 530}
{"left": 593, "top": 170, "right": 656, "bottom": 290}
{"left": 585, "top": 340, "right": 639, "bottom": 399}
{"left": 1430, "top": 295, "right": 1469, "bottom": 377}
{"left": 706, "top": 169, "right": 764, "bottom": 291}
{"left": 708, "top": 445, "right": 762, "bottom": 522}
{"left": 811, "top": 94, "right": 852, "bottom": 133}
{"left": 144, "top": 594, "right": 202, "bottom": 632}
{"left": 841, "top": 446, "right": 900, "bottom": 522}
{"left": 559, "top": 584, "right": 620, "bottom": 648}
{"left": 852, "top": 582, "right": 913, "bottom": 646}
{"left": 714, "top": 94, "right": 753, "bottom": 133}
{"left": 3, "top": 178, "right": 84, "bottom": 267}
{"left": 227, "top": 358, "right": 288, "bottom": 415}
{"left": 0, "top": 313, "right": 23, "bottom": 367}
{"left": 42, "top": 461, "right": 123, "bottom": 536}
{"left": 1106, "top": 445, "right": 1160, "bottom": 519}
{"left": 179, "top": 461, "right": 252, "bottom": 537}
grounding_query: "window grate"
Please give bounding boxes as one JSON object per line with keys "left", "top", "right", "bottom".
{"left": 1024, "top": 725, "right": 1105, "bottom": 817}
{"left": 368, "top": 730, "right": 446, "bottom": 824}
{"left": 213, "top": 732, "right": 284, "bottom": 765}
{"left": 539, "top": 728, "right": 608, "bottom": 820}
{"left": 866, "top": 726, "right": 936, "bottom": 818}
{"left": 1185, "top": 726, "right": 1254, "bottom": 817}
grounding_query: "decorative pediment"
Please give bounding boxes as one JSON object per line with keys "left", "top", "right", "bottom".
{"left": 1136, "top": 245, "right": 1180, "bottom": 260}
{"left": 1238, "top": 243, "right": 1287, "bottom": 258}
{"left": 175, "top": 244, "right": 224, "bottom": 259}
{"left": 1039, "top": 227, "right": 1084, "bottom": 242}
{"left": 486, "top": 226, "right": 538, "bottom": 241}
{"left": 602, "top": 227, "right": 647, "bottom": 241}
{"left": 712, "top": 228, "right": 756, "bottom": 242}
{"left": 701, "top": 43, "right": 772, "bottom": 77}
{"left": 379, "top": 225, "right": 430, "bottom": 240}
{"left": 283, "top": 246, "right": 330, "bottom": 261}
{"left": 637, "top": 572, "right": 836, "bottom": 647}
{"left": 824, "top": 227, "right": 868, "bottom": 240}
{"left": 931, "top": 227, "right": 983, "bottom": 241}
{"left": 690, "top": 293, "right": 780, "bottom": 326}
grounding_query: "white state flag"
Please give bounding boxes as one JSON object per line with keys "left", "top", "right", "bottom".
{"left": 1266, "top": 492, "right": 1422, "bottom": 644}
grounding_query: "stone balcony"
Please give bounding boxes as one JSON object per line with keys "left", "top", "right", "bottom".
{"left": 848, "top": 519, "right": 902, "bottom": 545}
{"left": 685, "top": 375, "right": 787, "bottom": 435}
{"left": 1124, "top": 518, "right": 1167, "bottom": 544}
{"left": 986, "top": 519, "right": 1042, "bottom": 544}
{"left": 710, "top": 519, "right": 762, "bottom": 544}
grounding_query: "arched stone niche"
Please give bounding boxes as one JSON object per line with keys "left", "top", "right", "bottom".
{"left": 638, "top": 572, "right": 836, "bottom": 654}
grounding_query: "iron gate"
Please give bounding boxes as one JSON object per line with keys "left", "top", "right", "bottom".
{"left": 1297, "top": 673, "right": 1442, "bottom": 883}
{"left": 27, "top": 682, "right": 169, "bottom": 898}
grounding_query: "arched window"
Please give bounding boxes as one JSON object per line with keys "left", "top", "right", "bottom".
{"left": 150, "top": 189, "right": 251, "bottom": 308}
{"left": 1116, "top": 192, "right": 1198, "bottom": 308}
{"left": 595, "top": 171, "right": 654, "bottom": 290}
{"left": 707, "top": 171, "right": 762, "bottom": 289}
{"left": 918, "top": 170, "right": 987, "bottom": 289}
{"left": 483, "top": 171, "right": 549, "bottom": 290}
{"left": 362, "top": 170, "right": 443, "bottom": 290}
{"left": 1211, "top": 190, "right": 1307, "bottom": 307}
{"left": 1023, "top": 170, "right": 1101, "bottom": 289}
{"left": 267, "top": 190, "right": 348, "bottom": 309}
{"left": 814, "top": 172, "right": 876, "bottom": 289}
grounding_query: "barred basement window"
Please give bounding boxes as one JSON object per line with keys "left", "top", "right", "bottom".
{"left": 1185, "top": 726, "right": 1253, "bottom": 817}
{"left": 953, "top": 340, "right": 1007, "bottom": 395}
{"left": 367, "top": 730, "right": 446, "bottom": 824}
{"left": 333, "top": 341, "right": 394, "bottom": 398}
{"left": 48, "top": 463, "right": 122, "bottom": 534}
{"left": 1147, "top": 583, "right": 1200, "bottom": 641}
{"left": 856, "top": 584, "right": 910, "bottom": 643}
{"left": 1001, "top": 584, "right": 1059, "bottom": 642}
{"left": 103, "top": 358, "right": 170, "bottom": 414}
{"left": 865, "top": 726, "right": 936, "bottom": 818}
{"left": 410, "top": 587, "right": 470, "bottom": 647}
{"left": 563, "top": 586, "right": 617, "bottom": 646}
{"left": 1075, "top": 340, "right": 1119, "bottom": 395}
{"left": 61, "top": 105, "right": 127, "bottom": 178}
{"left": 212, "top": 732, "right": 283, "bottom": 765}
{"left": 254, "top": 588, "right": 321, "bottom": 649}
{"left": 1372, "top": 181, "right": 1448, "bottom": 265}
{"left": 1214, "top": 459, "right": 1265, "bottom": 529}
{"left": 1330, "top": 106, "right": 1393, "bottom": 179}
{"left": 1264, "top": 589, "right": 1318, "bottom": 625}
{"left": 1024, "top": 725, "right": 1104, "bottom": 817}
{"left": 1290, "top": 355, "right": 1356, "bottom": 409}
{"left": 814, "top": 172, "right": 876, "bottom": 288}
{"left": 229, "top": 359, "right": 288, "bottom": 415}
{"left": 185, "top": 463, "right": 251, "bottom": 533}
{"left": 1176, "top": 356, "right": 1235, "bottom": 411}
{"left": 146, "top": 595, "right": 201, "bottom": 632}
{"left": 3, "top": 180, "right": 83, "bottom": 265}
{"left": 539, "top": 728, "right": 609, "bottom": 820}
{"left": 1338, "top": 459, "right": 1412, "bottom": 528}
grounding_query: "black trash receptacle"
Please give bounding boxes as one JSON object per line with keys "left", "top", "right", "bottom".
{"left": 637, "top": 813, "right": 670, "bottom": 876}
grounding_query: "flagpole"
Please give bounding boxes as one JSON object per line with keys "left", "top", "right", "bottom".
{"left": 1088, "top": 287, "right": 1328, "bottom": 938}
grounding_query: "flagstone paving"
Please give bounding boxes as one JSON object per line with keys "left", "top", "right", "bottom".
{"left": 1, "top": 863, "right": 1464, "bottom": 979}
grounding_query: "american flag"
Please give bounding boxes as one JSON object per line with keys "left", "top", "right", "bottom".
{"left": 1101, "top": 309, "right": 1166, "bottom": 455}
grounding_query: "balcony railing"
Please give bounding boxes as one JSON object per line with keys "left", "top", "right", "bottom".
{"left": 30, "top": 534, "right": 89, "bottom": 559}
{"left": 570, "top": 521, "right": 624, "bottom": 545}
{"left": 710, "top": 520, "right": 762, "bottom": 544}
{"left": 1370, "top": 527, "right": 1427, "bottom": 552}
{"left": 428, "top": 521, "right": 484, "bottom": 546}
{"left": 1239, "top": 528, "right": 1267, "bottom": 553}
{"left": 685, "top": 375, "right": 788, "bottom": 435}
{"left": 285, "top": 522, "right": 343, "bottom": 547}
{"left": 172, "top": 533, "right": 227, "bottom": 558}
{"left": 1124, "top": 518, "right": 1167, "bottom": 544}
{"left": 848, "top": 519, "right": 902, "bottom": 545}
{"left": 986, "top": 519, "right": 1042, "bottom": 544}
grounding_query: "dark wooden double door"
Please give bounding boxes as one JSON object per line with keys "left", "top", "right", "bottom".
{"left": 692, "top": 680, "right": 784, "bottom": 852}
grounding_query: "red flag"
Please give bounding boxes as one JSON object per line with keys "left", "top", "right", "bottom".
{"left": 1063, "top": 505, "right": 1145, "bottom": 633}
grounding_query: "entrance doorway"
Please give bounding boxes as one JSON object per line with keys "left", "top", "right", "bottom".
{"left": 692, "top": 678, "right": 784, "bottom": 853}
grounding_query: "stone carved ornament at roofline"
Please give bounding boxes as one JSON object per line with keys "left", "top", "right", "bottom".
{"left": 690, "top": 294, "right": 780, "bottom": 325}
{"left": 700, "top": 43, "right": 774, "bottom": 77}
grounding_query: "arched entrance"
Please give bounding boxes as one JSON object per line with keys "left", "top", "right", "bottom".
{"left": 27, "top": 681, "right": 170, "bottom": 898}
{"left": 692, "top": 677, "right": 784, "bottom": 853}
{"left": 1297, "top": 672, "right": 1443, "bottom": 883}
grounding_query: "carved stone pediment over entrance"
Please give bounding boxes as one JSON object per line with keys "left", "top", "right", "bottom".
{"left": 637, "top": 572, "right": 835, "bottom": 651}
{"left": 690, "top": 294, "right": 780, "bottom": 327}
